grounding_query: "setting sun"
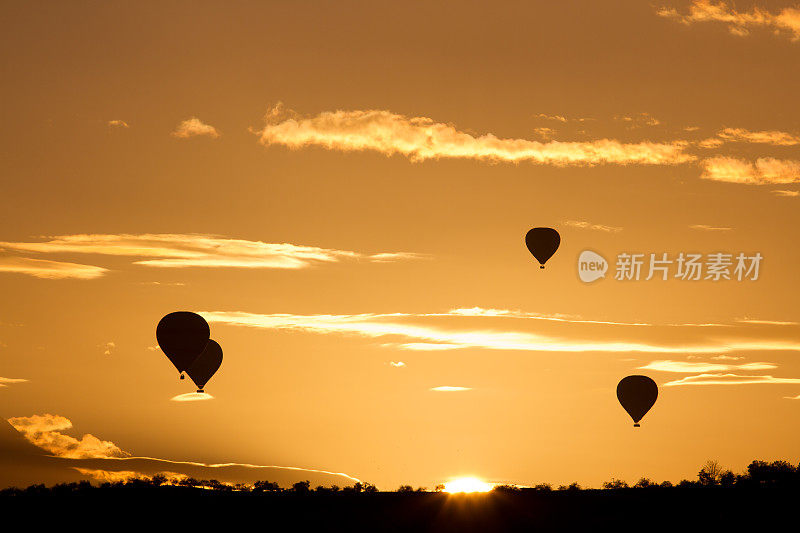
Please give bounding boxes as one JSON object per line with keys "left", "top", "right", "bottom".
{"left": 443, "top": 477, "right": 493, "bottom": 493}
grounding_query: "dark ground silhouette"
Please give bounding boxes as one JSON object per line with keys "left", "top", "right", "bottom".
{"left": 2, "top": 460, "right": 800, "bottom": 531}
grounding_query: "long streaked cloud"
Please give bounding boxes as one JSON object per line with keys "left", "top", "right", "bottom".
{"left": 172, "top": 117, "right": 220, "bottom": 139}
{"left": 201, "top": 309, "right": 800, "bottom": 354}
{"left": 717, "top": 127, "right": 800, "bottom": 146}
{"left": 430, "top": 386, "right": 471, "bottom": 392}
{"left": 0, "top": 256, "right": 107, "bottom": 279}
{"left": 689, "top": 224, "right": 732, "bottom": 231}
{"left": 107, "top": 120, "right": 129, "bottom": 128}
{"left": 255, "top": 104, "right": 695, "bottom": 166}
{"left": 701, "top": 156, "right": 800, "bottom": 184}
{"left": 772, "top": 189, "right": 799, "bottom": 197}
{"left": 663, "top": 373, "right": 800, "bottom": 386}
{"left": 0, "top": 234, "right": 421, "bottom": 271}
{"left": 639, "top": 360, "right": 777, "bottom": 373}
{"left": 8, "top": 414, "right": 130, "bottom": 459}
{"left": 736, "top": 318, "right": 799, "bottom": 326}
{"left": 0, "top": 376, "right": 28, "bottom": 388}
{"left": 658, "top": 1, "right": 800, "bottom": 42}
{"left": 7, "top": 414, "right": 362, "bottom": 485}
{"left": 563, "top": 220, "right": 623, "bottom": 233}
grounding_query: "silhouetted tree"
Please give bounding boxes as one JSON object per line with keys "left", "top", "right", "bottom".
{"left": 602, "top": 479, "right": 628, "bottom": 490}
{"left": 291, "top": 480, "right": 311, "bottom": 494}
{"left": 363, "top": 483, "right": 378, "bottom": 493}
{"left": 342, "top": 483, "right": 362, "bottom": 493}
{"left": 719, "top": 470, "right": 736, "bottom": 487}
{"left": 532, "top": 483, "right": 552, "bottom": 492}
{"left": 433, "top": 484, "right": 446, "bottom": 492}
{"left": 492, "top": 485, "right": 520, "bottom": 493}
{"left": 747, "top": 460, "right": 797, "bottom": 487}
{"left": 253, "top": 480, "right": 281, "bottom": 493}
{"left": 397, "top": 485, "right": 414, "bottom": 493}
{"left": 634, "top": 477, "right": 655, "bottom": 488}
{"left": 698, "top": 460, "right": 723, "bottom": 486}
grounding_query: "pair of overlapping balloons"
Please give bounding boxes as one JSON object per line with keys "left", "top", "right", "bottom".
{"left": 525, "top": 227, "right": 658, "bottom": 427}
{"left": 156, "top": 312, "right": 223, "bottom": 394}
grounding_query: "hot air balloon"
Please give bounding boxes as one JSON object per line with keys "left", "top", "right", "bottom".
{"left": 186, "top": 339, "right": 223, "bottom": 393}
{"left": 617, "top": 375, "right": 658, "bottom": 427}
{"left": 156, "top": 312, "right": 210, "bottom": 379}
{"left": 525, "top": 228, "right": 561, "bottom": 268}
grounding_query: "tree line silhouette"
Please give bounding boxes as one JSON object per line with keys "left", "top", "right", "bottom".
{"left": 4, "top": 459, "right": 800, "bottom": 531}
{"left": 3, "top": 459, "right": 800, "bottom": 495}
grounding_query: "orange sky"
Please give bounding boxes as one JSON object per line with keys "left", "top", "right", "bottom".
{"left": 1, "top": 0, "right": 800, "bottom": 489}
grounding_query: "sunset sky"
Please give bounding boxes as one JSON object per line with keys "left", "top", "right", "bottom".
{"left": 2, "top": 0, "right": 800, "bottom": 489}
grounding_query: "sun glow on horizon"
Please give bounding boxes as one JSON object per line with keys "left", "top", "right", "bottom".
{"left": 443, "top": 477, "right": 492, "bottom": 493}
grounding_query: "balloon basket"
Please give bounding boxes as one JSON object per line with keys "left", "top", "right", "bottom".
{"left": 539, "top": 265, "right": 545, "bottom": 269}
{"left": 197, "top": 389, "right": 204, "bottom": 394}
{"left": 180, "top": 374, "right": 185, "bottom": 380}
{"left": 633, "top": 423, "right": 640, "bottom": 427}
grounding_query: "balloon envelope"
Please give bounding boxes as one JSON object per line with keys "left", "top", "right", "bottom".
{"left": 156, "top": 312, "right": 210, "bottom": 374}
{"left": 617, "top": 375, "right": 658, "bottom": 427}
{"left": 186, "top": 339, "right": 223, "bottom": 392}
{"left": 525, "top": 228, "right": 561, "bottom": 268}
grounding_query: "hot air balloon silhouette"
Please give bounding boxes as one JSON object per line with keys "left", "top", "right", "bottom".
{"left": 156, "top": 312, "right": 210, "bottom": 379}
{"left": 525, "top": 228, "right": 561, "bottom": 268}
{"left": 616, "top": 375, "right": 658, "bottom": 427}
{"left": 186, "top": 340, "right": 223, "bottom": 393}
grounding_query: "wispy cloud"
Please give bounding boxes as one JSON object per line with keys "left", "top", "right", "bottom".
{"left": 535, "top": 113, "right": 568, "bottom": 123}
{"left": 102, "top": 341, "right": 115, "bottom": 356}
{"left": 564, "top": 220, "right": 622, "bottom": 233}
{"left": 0, "top": 376, "right": 28, "bottom": 388}
{"left": 533, "top": 127, "right": 557, "bottom": 139}
{"left": 717, "top": 128, "right": 800, "bottom": 146}
{"left": 255, "top": 104, "right": 695, "bottom": 166}
{"left": 172, "top": 117, "right": 220, "bottom": 138}
{"left": 697, "top": 137, "right": 724, "bottom": 149}
{"left": 658, "top": 1, "right": 800, "bottom": 42}
{"left": 8, "top": 414, "right": 130, "bottom": 459}
{"left": 201, "top": 309, "right": 800, "bottom": 355}
{"left": 430, "top": 386, "right": 471, "bottom": 392}
{"left": 0, "top": 234, "right": 420, "bottom": 271}
{"left": 388, "top": 361, "right": 406, "bottom": 367}
{"left": 736, "top": 319, "right": 799, "bottom": 326}
{"left": 701, "top": 156, "right": 800, "bottom": 184}
{"left": 107, "top": 120, "right": 129, "bottom": 128}
{"left": 772, "top": 189, "right": 799, "bottom": 197}
{"left": 614, "top": 112, "right": 660, "bottom": 127}
{"left": 170, "top": 392, "right": 214, "bottom": 402}
{"left": 689, "top": 224, "right": 732, "bottom": 231}
{"left": 0, "top": 256, "right": 107, "bottom": 279}
{"left": 663, "top": 373, "right": 800, "bottom": 386}
{"left": 639, "top": 360, "right": 777, "bottom": 373}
